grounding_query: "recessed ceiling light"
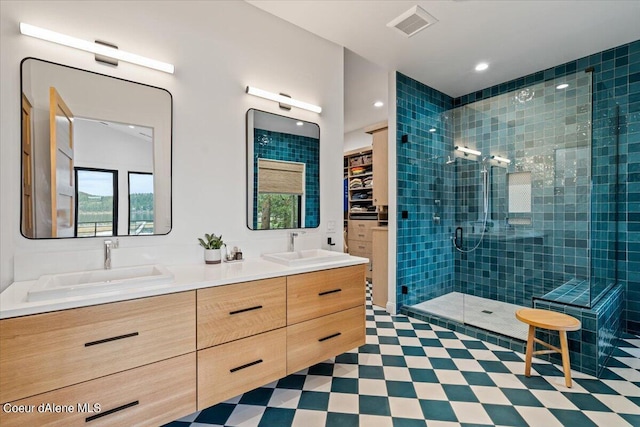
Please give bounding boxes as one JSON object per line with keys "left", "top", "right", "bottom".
{"left": 556, "top": 83, "right": 569, "bottom": 90}
{"left": 373, "top": 101, "right": 384, "bottom": 108}
{"left": 475, "top": 62, "right": 489, "bottom": 72}
{"left": 128, "top": 125, "right": 135, "bottom": 129}
{"left": 296, "top": 121, "right": 304, "bottom": 126}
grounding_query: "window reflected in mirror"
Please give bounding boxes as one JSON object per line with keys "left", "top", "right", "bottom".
{"left": 128, "top": 172, "right": 154, "bottom": 235}
{"left": 74, "top": 168, "right": 117, "bottom": 237}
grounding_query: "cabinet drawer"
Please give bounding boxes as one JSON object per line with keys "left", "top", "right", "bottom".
{"left": 287, "top": 265, "right": 365, "bottom": 325}
{"left": 0, "top": 353, "right": 196, "bottom": 427}
{"left": 0, "top": 291, "right": 195, "bottom": 403}
{"left": 287, "top": 306, "right": 365, "bottom": 375}
{"left": 198, "top": 328, "right": 286, "bottom": 409}
{"left": 348, "top": 239, "right": 372, "bottom": 257}
{"left": 348, "top": 220, "right": 375, "bottom": 241}
{"left": 197, "top": 277, "right": 286, "bottom": 349}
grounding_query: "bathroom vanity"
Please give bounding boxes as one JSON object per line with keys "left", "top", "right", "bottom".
{"left": 0, "top": 259, "right": 366, "bottom": 426}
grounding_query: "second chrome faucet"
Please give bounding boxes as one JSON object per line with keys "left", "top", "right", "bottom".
{"left": 288, "top": 231, "right": 306, "bottom": 252}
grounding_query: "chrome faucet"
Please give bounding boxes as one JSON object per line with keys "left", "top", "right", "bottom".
{"left": 104, "top": 239, "right": 119, "bottom": 269}
{"left": 288, "top": 231, "right": 305, "bottom": 252}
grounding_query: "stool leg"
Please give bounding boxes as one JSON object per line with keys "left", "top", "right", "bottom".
{"left": 559, "top": 330, "right": 572, "bottom": 388}
{"left": 525, "top": 325, "right": 535, "bottom": 377}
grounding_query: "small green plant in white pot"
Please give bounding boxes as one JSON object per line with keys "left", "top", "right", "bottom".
{"left": 198, "top": 233, "right": 224, "bottom": 264}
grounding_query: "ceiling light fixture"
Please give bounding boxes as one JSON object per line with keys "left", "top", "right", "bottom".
{"left": 455, "top": 146, "right": 481, "bottom": 156}
{"left": 19, "top": 23, "right": 175, "bottom": 74}
{"left": 475, "top": 62, "right": 489, "bottom": 72}
{"left": 296, "top": 121, "right": 304, "bottom": 126}
{"left": 373, "top": 101, "right": 384, "bottom": 108}
{"left": 246, "top": 86, "right": 322, "bottom": 114}
{"left": 556, "top": 83, "right": 569, "bottom": 90}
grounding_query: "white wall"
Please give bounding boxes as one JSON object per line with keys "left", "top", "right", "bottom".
{"left": 343, "top": 128, "right": 372, "bottom": 152}
{"left": 0, "top": 1, "right": 344, "bottom": 288}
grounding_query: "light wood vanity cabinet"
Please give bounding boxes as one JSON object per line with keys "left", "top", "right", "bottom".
{"left": 197, "top": 277, "right": 286, "bottom": 348}
{"left": 0, "top": 353, "right": 196, "bottom": 427}
{"left": 198, "top": 329, "right": 286, "bottom": 408}
{"left": 287, "top": 265, "right": 366, "bottom": 375}
{"left": 0, "top": 291, "right": 196, "bottom": 404}
{"left": 198, "top": 264, "right": 366, "bottom": 409}
{"left": 0, "top": 291, "right": 196, "bottom": 427}
{"left": 0, "top": 264, "right": 366, "bottom": 425}
{"left": 287, "top": 265, "right": 365, "bottom": 324}
{"left": 196, "top": 278, "right": 287, "bottom": 410}
{"left": 287, "top": 306, "right": 365, "bottom": 375}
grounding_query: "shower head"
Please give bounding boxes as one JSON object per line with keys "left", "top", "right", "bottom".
{"left": 446, "top": 156, "right": 456, "bottom": 165}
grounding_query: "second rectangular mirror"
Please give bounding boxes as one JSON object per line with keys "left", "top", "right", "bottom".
{"left": 247, "top": 109, "right": 320, "bottom": 230}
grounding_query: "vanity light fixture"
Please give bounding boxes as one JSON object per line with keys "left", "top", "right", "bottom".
{"left": 429, "top": 128, "right": 437, "bottom": 133}
{"left": 246, "top": 86, "right": 322, "bottom": 114}
{"left": 475, "top": 62, "right": 489, "bottom": 72}
{"left": 373, "top": 101, "right": 384, "bottom": 108}
{"left": 19, "top": 23, "right": 175, "bottom": 74}
{"left": 556, "top": 83, "right": 569, "bottom": 90}
{"left": 455, "top": 146, "right": 481, "bottom": 156}
{"left": 491, "top": 155, "right": 511, "bottom": 164}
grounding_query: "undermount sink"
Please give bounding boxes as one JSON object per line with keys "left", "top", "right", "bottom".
{"left": 263, "top": 249, "right": 350, "bottom": 267}
{"left": 27, "top": 264, "right": 174, "bottom": 302}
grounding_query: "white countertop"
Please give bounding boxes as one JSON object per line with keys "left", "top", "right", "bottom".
{"left": 0, "top": 256, "right": 368, "bottom": 319}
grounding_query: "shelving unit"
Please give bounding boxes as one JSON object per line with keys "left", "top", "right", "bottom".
{"left": 344, "top": 148, "right": 377, "bottom": 221}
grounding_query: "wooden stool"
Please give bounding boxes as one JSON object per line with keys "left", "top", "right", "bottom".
{"left": 515, "top": 308, "right": 581, "bottom": 387}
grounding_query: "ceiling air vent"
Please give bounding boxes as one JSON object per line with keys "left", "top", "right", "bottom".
{"left": 387, "top": 5, "right": 438, "bottom": 38}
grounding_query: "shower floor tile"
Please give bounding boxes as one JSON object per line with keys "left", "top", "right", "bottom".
{"left": 410, "top": 292, "right": 529, "bottom": 340}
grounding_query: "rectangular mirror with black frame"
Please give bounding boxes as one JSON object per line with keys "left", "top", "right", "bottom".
{"left": 246, "top": 109, "right": 320, "bottom": 230}
{"left": 20, "top": 58, "right": 172, "bottom": 239}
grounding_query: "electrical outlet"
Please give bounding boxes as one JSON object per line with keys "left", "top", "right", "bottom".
{"left": 327, "top": 220, "right": 336, "bottom": 232}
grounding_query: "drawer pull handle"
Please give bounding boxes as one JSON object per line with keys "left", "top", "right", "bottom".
{"left": 85, "top": 400, "right": 138, "bottom": 422}
{"left": 230, "top": 359, "right": 263, "bottom": 373}
{"left": 318, "top": 288, "right": 342, "bottom": 296}
{"left": 358, "top": 234, "right": 365, "bottom": 237}
{"left": 84, "top": 332, "right": 139, "bottom": 347}
{"left": 358, "top": 246, "right": 366, "bottom": 249}
{"left": 229, "top": 305, "right": 263, "bottom": 315}
{"left": 319, "top": 332, "right": 342, "bottom": 342}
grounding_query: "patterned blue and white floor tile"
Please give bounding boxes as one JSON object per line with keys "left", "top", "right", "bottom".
{"left": 164, "top": 288, "right": 640, "bottom": 427}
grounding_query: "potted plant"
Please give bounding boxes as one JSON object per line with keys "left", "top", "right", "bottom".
{"left": 198, "top": 233, "right": 224, "bottom": 264}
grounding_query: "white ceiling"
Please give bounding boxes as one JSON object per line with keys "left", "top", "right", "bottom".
{"left": 248, "top": 1, "right": 640, "bottom": 131}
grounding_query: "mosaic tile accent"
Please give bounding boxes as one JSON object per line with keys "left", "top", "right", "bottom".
{"left": 253, "top": 129, "right": 319, "bottom": 228}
